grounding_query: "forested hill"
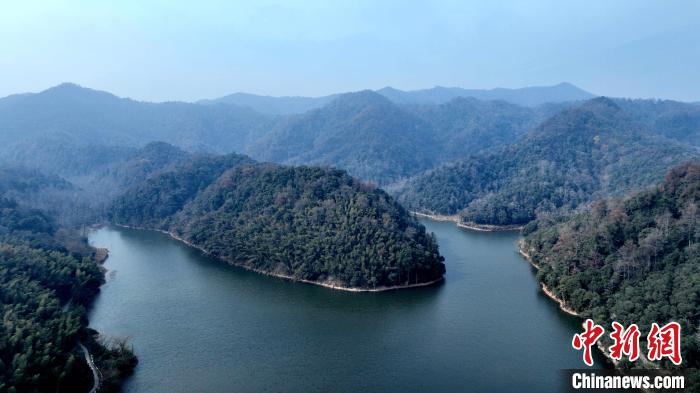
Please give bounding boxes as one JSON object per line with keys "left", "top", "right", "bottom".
{"left": 111, "top": 160, "right": 445, "bottom": 290}
{"left": 0, "top": 172, "right": 137, "bottom": 392}
{"left": 245, "top": 90, "right": 551, "bottom": 185}
{"left": 246, "top": 90, "right": 439, "bottom": 185}
{"left": 0, "top": 167, "right": 85, "bottom": 227}
{"left": 614, "top": 98, "right": 700, "bottom": 147}
{"left": 109, "top": 152, "right": 254, "bottom": 227}
{"left": 395, "top": 97, "right": 700, "bottom": 226}
{"left": 522, "top": 161, "right": 700, "bottom": 371}
{"left": 0, "top": 142, "right": 194, "bottom": 226}
{"left": 405, "top": 97, "right": 544, "bottom": 162}
{"left": 74, "top": 141, "right": 191, "bottom": 199}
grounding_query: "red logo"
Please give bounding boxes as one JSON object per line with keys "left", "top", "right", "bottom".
{"left": 608, "top": 322, "right": 640, "bottom": 362}
{"left": 647, "top": 322, "right": 682, "bottom": 365}
{"left": 572, "top": 319, "right": 605, "bottom": 366}
{"left": 573, "top": 320, "right": 683, "bottom": 366}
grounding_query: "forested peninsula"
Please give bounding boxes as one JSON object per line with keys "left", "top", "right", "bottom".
{"left": 522, "top": 161, "right": 699, "bottom": 377}
{"left": 111, "top": 158, "right": 445, "bottom": 290}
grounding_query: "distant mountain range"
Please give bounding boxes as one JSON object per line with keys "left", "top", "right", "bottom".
{"left": 198, "top": 92, "right": 339, "bottom": 115}
{"left": 246, "top": 90, "right": 558, "bottom": 184}
{"left": 1, "top": 83, "right": 698, "bottom": 191}
{"left": 199, "top": 82, "right": 595, "bottom": 114}
{"left": 376, "top": 82, "right": 595, "bottom": 107}
{"left": 0, "top": 83, "right": 274, "bottom": 152}
{"left": 0, "top": 84, "right": 554, "bottom": 185}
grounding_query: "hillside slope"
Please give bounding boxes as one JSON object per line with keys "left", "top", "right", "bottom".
{"left": 0, "top": 170, "right": 137, "bottom": 392}
{"left": 111, "top": 160, "right": 445, "bottom": 290}
{"left": 405, "top": 97, "right": 542, "bottom": 162}
{"left": 247, "top": 91, "right": 439, "bottom": 185}
{"left": 522, "top": 161, "right": 700, "bottom": 371}
{"left": 396, "top": 98, "right": 700, "bottom": 226}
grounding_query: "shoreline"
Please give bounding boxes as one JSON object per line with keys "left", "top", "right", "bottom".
{"left": 540, "top": 283, "right": 579, "bottom": 316}
{"left": 112, "top": 223, "right": 444, "bottom": 293}
{"left": 517, "top": 240, "right": 634, "bottom": 371}
{"left": 412, "top": 211, "right": 523, "bottom": 232}
{"left": 94, "top": 247, "right": 109, "bottom": 264}
{"left": 517, "top": 240, "right": 579, "bottom": 316}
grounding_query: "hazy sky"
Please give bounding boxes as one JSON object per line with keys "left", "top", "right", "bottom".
{"left": 1, "top": 1, "right": 698, "bottom": 102}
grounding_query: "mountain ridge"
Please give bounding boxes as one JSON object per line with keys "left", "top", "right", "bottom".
{"left": 199, "top": 82, "right": 596, "bottom": 114}
{"left": 0, "top": 83, "right": 274, "bottom": 152}
{"left": 395, "top": 97, "right": 700, "bottom": 225}
{"left": 246, "top": 90, "right": 439, "bottom": 185}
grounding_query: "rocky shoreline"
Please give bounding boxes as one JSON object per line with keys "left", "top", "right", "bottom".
{"left": 517, "top": 240, "right": 580, "bottom": 316}
{"left": 517, "top": 240, "right": 641, "bottom": 372}
{"left": 94, "top": 247, "right": 109, "bottom": 264}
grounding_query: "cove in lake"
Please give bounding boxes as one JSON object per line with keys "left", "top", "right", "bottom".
{"left": 88, "top": 219, "right": 611, "bottom": 393}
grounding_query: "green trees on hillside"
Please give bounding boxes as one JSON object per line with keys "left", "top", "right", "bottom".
{"left": 111, "top": 153, "right": 253, "bottom": 228}
{"left": 0, "top": 177, "right": 136, "bottom": 392}
{"left": 523, "top": 161, "right": 700, "bottom": 369}
{"left": 112, "top": 162, "right": 445, "bottom": 289}
{"left": 248, "top": 91, "right": 440, "bottom": 185}
{"left": 397, "top": 98, "right": 699, "bottom": 226}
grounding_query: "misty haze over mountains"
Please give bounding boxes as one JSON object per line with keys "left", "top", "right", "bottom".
{"left": 0, "top": 82, "right": 595, "bottom": 186}
{"left": 1, "top": 81, "right": 698, "bottom": 215}
{"left": 198, "top": 82, "right": 595, "bottom": 114}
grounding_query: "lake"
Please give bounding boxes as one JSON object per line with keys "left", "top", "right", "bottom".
{"left": 88, "top": 219, "right": 610, "bottom": 392}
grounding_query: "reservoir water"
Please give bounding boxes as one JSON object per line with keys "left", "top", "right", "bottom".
{"left": 88, "top": 219, "right": 609, "bottom": 392}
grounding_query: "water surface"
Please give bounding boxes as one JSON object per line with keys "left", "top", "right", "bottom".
{"left": 88, "top": 219, "right": 608, "bottom": 392}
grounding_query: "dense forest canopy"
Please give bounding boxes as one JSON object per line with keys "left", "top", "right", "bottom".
{"left": 522, "top": 161, "right": 700, "bottom": 371}
{"left": 247, "top": 91, "right": 440, "bottom": 185}
{"left": 0, "top": 172, "right": 136, "bottom": 393}
{"left": 403, "top": 97, "right": 543, "bottom": 162}
{"left": 396, "top": 98, "right": 700, "bottom": 226}
{"left": 110, "top": 152, "right": 254, "bottom": 228}
{"left": 112, "top": 160, "right": 445, "bottom": 289}
{"left": 614, "top": 98, "right": 700, "bottom": 148}
{"left": 246, "top": 91, "right": 571, "bottom": 185}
